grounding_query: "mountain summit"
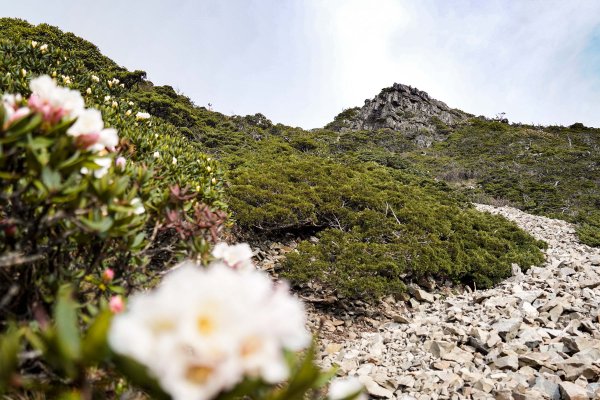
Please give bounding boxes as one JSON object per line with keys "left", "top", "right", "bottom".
{"left": 327, "top": 83, "right": 470, "bottom": 147}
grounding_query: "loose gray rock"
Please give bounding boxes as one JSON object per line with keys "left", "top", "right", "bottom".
{"left": 318, "top": 204, "right": 600, "bottom": 399}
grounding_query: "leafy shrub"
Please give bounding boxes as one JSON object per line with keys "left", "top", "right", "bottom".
{"left": 228, "top": 150, "right": 546, "bottom": 299}
{"left": 413, "top": 119, "right": 600, "bottom": 246}
{"left": 0, "top": 39, "right": 343, "bottom": 399}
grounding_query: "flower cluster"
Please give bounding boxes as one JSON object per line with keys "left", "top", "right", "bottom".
{"left": 3, "top": 75, "right": 119, "bottom": 155}
{"left": 109, "top": 248, "right": 310, "bottom": 400}
{"left": 211, "top": 242, "right": 254, "bottom": 271}
{"left": 28, "top": 75, "right": 84, "bottom": 123}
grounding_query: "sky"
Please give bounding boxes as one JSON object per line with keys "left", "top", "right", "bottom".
{"left": 4, "top": 0, "right": 600, "bottom": 129}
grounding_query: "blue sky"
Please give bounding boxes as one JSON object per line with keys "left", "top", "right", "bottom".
{"left": 4, "top": 1, "right": 600, "bottom": 128}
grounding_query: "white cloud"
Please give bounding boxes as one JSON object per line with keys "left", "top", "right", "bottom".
{"left": 318, "top": 0, "right": 600, "bottom": 127}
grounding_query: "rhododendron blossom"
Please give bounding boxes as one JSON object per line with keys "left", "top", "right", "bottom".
{"left": 212, "top": 242, "right": 254, "bottom": 270}
{"left": 102, "top": 268, "right": 115, "bottom": 282}
{"left": 28, "top": 75, "right": 84, "bottom": 123}
{"left": 108, "top": 259, "right": 310, "bottom": 400}
{"left": 109, "top": 296, "right": 125, "bottom": 313}
{"left": 130, "top": 198, "right": 145, "bottom": 215}
{"left": 135, "top": 111, "right": 150, "bottom": 120}
{"left": 2, "top": 93, "right": 30, "bottom": 127}
{"left": 115, "top": 156, "right": 126, "bottom": 171}
{"left": 67, "top": 109, "right": 118, "bottom": 152}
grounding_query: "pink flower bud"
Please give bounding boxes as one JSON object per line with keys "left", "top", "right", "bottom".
{"left": 102, "top": 268, "right": 115, "bottom": 282}
{"left": 74, "top": 132, "right": 100, "bottom": 150}
{"left": 115, "top": 156, "right": 126, "bottom": 171}
{"left": 109, "top": 295, "right": 124, "bottom": 313}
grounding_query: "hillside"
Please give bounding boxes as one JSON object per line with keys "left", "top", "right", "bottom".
{"left": 328, "top": 85, "right": 600, "bottom": 248}
{"left": 0, "top": 19, "right": 597, "bottom": 297}
{"left": 2, "top": 16, "right": 600, "bottom": 400}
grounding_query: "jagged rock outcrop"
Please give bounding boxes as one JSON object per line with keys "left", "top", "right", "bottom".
{"left": 327, "top": 83, "right": 470, "bottom": 147}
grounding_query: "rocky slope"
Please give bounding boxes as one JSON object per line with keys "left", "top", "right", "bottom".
{"left": 317, "top": 204, "right": 600, "bottom": 399}
{"left": 327, "top": 83, "right": 470, "bottom": 147}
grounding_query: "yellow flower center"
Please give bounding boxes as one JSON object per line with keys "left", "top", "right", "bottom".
{"left": 185, "top": 365, "right": 213, "bottom": 384}
{"left": 196, "top": 315, "right": 215, "bottom": 335}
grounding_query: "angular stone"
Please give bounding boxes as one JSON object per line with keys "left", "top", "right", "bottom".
{"left": 358, "top": 375, "right": 394, "bottom": 398}
{"left": 559, "top": 381, "right": 589, "bottom": 400}
{"left": 494, "top": 355, "right": 519, "bottom": 371}
{"left": 519, "top": 352, "right": 551, "bottom": 368}
{"left": 428, "top": 340, "right": 455, "bottom": 358}
{"left": 562, "top": 337, "right": 600, "bottom": 353}
{"left": 395, "top": 375, "right": 415, "bottom": 388}
{"left": 409, "top": 287, "right": 434, "bottom": 303}
{"left": 442, "top": 347, "right": 474, "bottom": 363}
{"left": 533, "top": 376, "right": 560, "bottom": 400}
{"left": 492, "top": 318, "right": 522, "bottom": 341}
{"left": 548, "top": 304, "right": 564, "bottom": 322}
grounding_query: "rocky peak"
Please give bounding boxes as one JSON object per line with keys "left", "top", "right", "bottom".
{"left": 327, "top": 83, "right": 471, "bottom": 147}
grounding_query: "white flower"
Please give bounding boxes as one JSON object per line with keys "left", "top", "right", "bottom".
{"left": 328, "top": 378, "right": 366, "bottom": 400}
{"left": 135, "top": 111, "right": 150, "bottom": 120}
{"left": 206, "top": 166, "right": 212, "bottom": 172}
{"left": 2, "top": 93, "right": 29, "bottom": 127}
{"left": 128, "top": 101, "right": 134, "bottom": 106}
{"left": 112, "top": 101, "right": 118, "bottom": 108}
{"left": 130, "top": 198, "right": 145, "bottom": 215}
{"left": 115, "top": 156, "right": 126, "bottom": 171}
{"left": 212, "top": 243, "right": 254, "bottom": 271}
{"left": 31, "top": 41, "right": 38, "bottom": 48}
{"left": 108, "top": 261, "right": 310, "bottom": 400}
{"left": 28, "top": 75, "right": 85, "bottom": 122}
{"left": 67, "top": 109, "right": 119, "bottom": 152}
{"left": 93, "top": 157, "right": 112, "bottom": 178}
{"left": 20, "top": 68, "right": 27, "bottom": 77}
{"left": 68, "top": 109, "right": 103, "bottom": 135}
{"left": 153, "top": 151, "right": 160, "bottom": 158}
{"left": 211, "top": 178, "right": 217, "bottom": 185}
{"left": 61, "top": 75, "right": 72, "bottom": 85}
{"left": 91, "top": 75, "right": 100, "bottom": 83}
{"left": 39, "top": 44, "right": 48, "bottom": 53}
{"left": 86, "top": 87, "right": 92, "bottom": 95}
{"left": 125, "top": 109, "right": 132, "bottom": 116}
{"left": 104, "top": 95, "right": 111, "bottom": 102}
{"left": 172, "top": 156, "right": 178, "bottom": 165}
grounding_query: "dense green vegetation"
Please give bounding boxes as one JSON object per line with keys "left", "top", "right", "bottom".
{"left": 0, "top": 18, "right": 551, "bottom": 302}
{"left": 0, "top": 20, "right": 334, "bottom": 400}
{"left": 401, "top": 119, "right": 600, "bottom": 247}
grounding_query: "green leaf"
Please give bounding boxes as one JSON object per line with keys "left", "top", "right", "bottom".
{"left": 113, "top": 354, "right": 169, "bottom": 400}
{"left": 58, "top": 150, "right": 83, "bottom": 170}
{"left": 79, "top": 215, "right": 114, "bottom": 233}
{"left": 56, "top": 390, "right": 84, "bottom": 400}
{"left": 53, "top": 286, "right": 81, "bottom": 361}
{"left": 108, "top": 285, "right": 125, "bottom": 294}
{"left": 2, "top": 113, "right": 42, "bottom": 143}
{"left": 130, "top": 232, "right": 146, "bottom": 249}
{"left": 41, "top": 166, "right": 62, "bottom": 191}
{"left": 81, "top": 310, "right": 112, "bottom": 364}
{"left": 28, "top": 136, "right": 54, "bottom": 150}
{"left": 0, "top": 325, "right": 21, "bottom": 394}
{"left": 267, "top": 340, "right": 323, "bottom": 400}
{"left": 0, "top": 102, "right": 6, "bottom": 126}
